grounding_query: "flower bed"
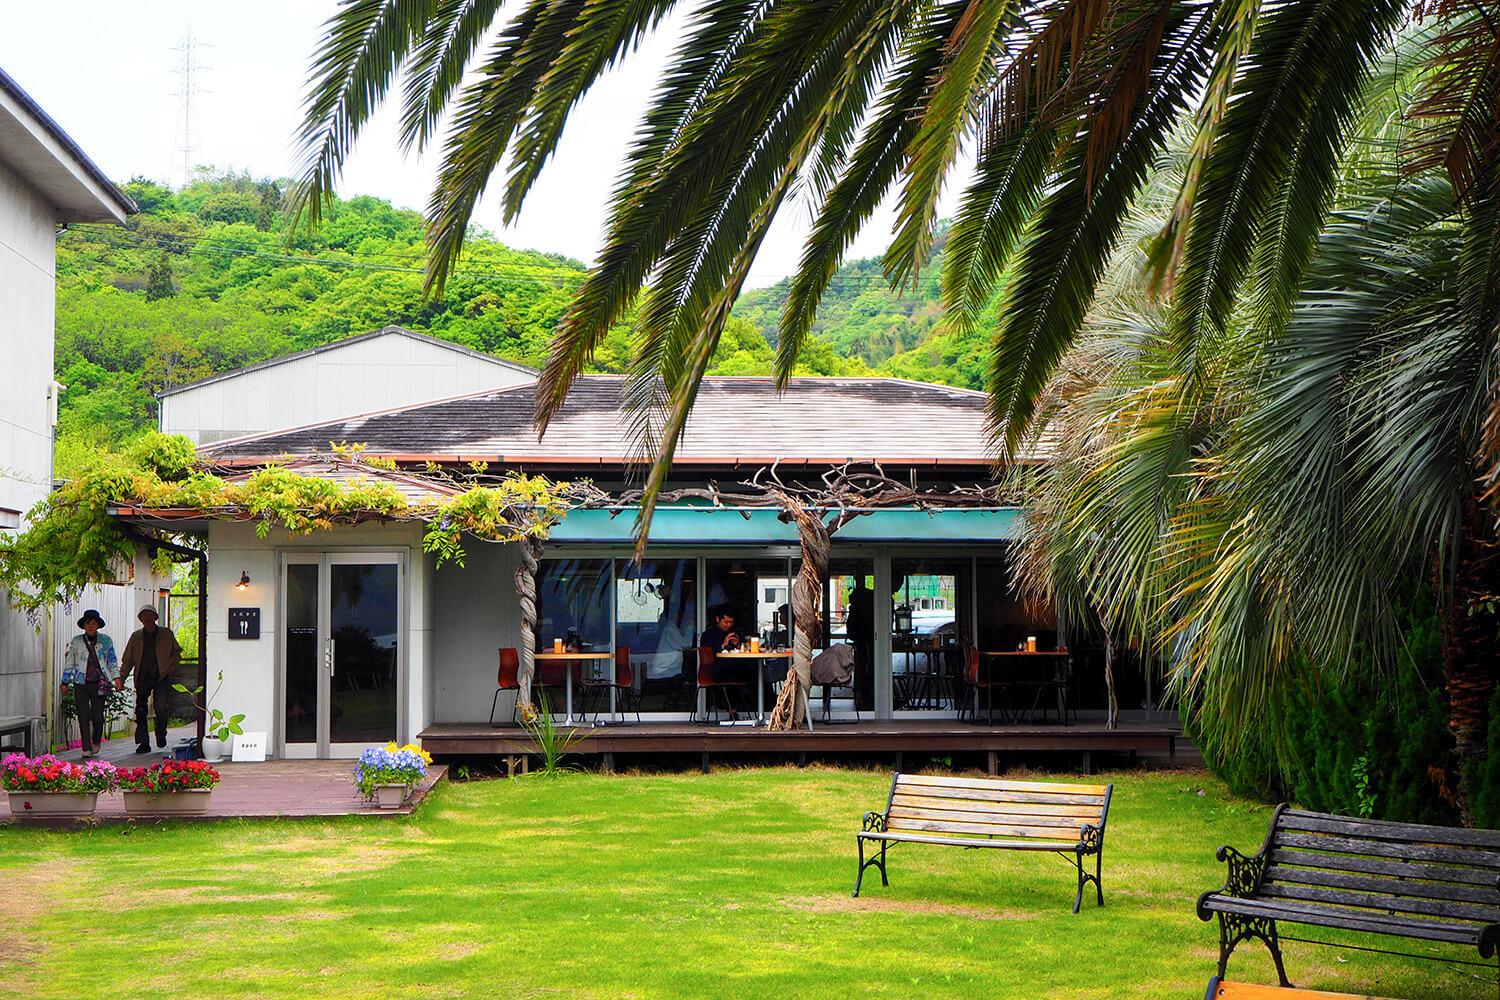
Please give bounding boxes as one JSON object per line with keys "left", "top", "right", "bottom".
{"left": 352, "top": 744, "right": 429, "bottom": 802}
{"left": 1, "top": 753, "right": 118, "bottom": 793}
{"left": 117, "top": 759, "right": 221, "bottom": 794}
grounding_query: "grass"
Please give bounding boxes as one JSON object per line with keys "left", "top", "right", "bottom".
{"left": 0, "top": 766, "right": 1490, "bottom": 999}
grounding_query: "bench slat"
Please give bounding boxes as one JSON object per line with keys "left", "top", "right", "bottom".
{"left": 1265, "top": 862, "right": 1500, "bottom": 906}
{"left": 1199, "top": 894, "right": 1484, "bottom": 945}
{"left": 1260, "top": 881, "right": 1500, "bottom": 924}
{"left": 1274, "top": 832, "right": 1500, "bottom": 870}
{"left": 1269, "top": 848, "right": 1500, "bottom": 889}
{"left": 1281, "top": 809, "right": 1500, "bottom": 851}
{"left": 898, "top": 774, "right": 1109, "bottom": 796}
{"left": 894, "top": 784, "right": 1106, "bottom": 808}
{"left": 890, "top": 805, "right": 1089, "bottom": 833}
{"left": 888, "top": 816, "right": 1087, "bottom": 840}
{"left": 861, "top": 830, "right": 1078, "bottom": 850}
{"left": 892, "top": 792, "right": 1101, "bottom": 820}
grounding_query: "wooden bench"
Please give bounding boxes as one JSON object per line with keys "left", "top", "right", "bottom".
{"left": 1197, "top": 804, "right": 1500, "bottom": 990}
{"left": 1204, "top": 976, "right": 1405, "bottom": 1000}
{"left": 853, "top": 773, "right": 1113, "bottom": 912}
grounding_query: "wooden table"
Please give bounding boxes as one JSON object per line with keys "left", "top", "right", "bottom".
{"left": 978, "top": 651, "right": 1072, "bottom": 724}
{"left": 715, "top": 650, "right": 792, "bottom": 722}
{"left": 534, "top": 652, "right": 613, "bottom": 725}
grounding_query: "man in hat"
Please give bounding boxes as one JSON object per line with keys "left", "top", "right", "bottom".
{"left": 118, "top": 604, "right": 183, "bottom": 754}
{"left": 63, "top": 610, "right": 117, "bottom": 758}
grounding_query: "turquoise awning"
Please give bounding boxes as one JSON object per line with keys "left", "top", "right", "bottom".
{"left": 547, "top": 506, "right": 1020, "bottom": 545}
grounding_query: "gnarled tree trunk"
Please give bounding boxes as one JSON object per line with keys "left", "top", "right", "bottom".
{"left": 514, "top": 535, "right": 545, "bottom": 709}
{"left": 769, "top": 502, "right": 829, "bottom": 730}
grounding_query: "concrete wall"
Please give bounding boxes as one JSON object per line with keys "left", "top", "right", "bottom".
{"left": 161, "top": 332, "right": 536, "bottom": 445}
{"left": 0, "top": 156, "right": 57, "bottom": 720}
{"left": 206, "top": 520, "right": 429, "bottom": 757}
{"left": 429, "top": 541, "right": 523, "bottom": 723}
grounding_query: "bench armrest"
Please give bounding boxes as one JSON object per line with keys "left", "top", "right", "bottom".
{"left": 1079, "top": 822, "right": 1104, "bottom": 853}
{"left": 862, "top": 811, "right": 887, "bottom": 833}
{"left": 1196, "top": 845, "right": 1265, "bottom": 921}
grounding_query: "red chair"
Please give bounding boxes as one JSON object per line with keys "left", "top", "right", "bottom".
{"left": 583, "top": 646, "right": 640, "bottom": 724}
{"left": 488, "top": 648, "right": 521, "bottom": 726}
{"left": 695, "top": 646, "right": 742, "bottom": 723}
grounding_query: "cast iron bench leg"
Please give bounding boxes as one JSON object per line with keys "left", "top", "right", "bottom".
{"left": 1217, "top": 911, "right": 1291, "bottom": 988}
{"left": 853, "top": 837, "right": 889, "bottom": 897}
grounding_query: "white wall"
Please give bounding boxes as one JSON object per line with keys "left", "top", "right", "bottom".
{"left": 429, "top": 542, "right": 524, "bottom": 723}
{"left": 206, "top": 519, "right": 429, "bottom": 757}
{"left": 0, "top": 157, "right": 57, "bottom": 719}
{"left": 161, "top": 331, "right": 536, "bottom": 445}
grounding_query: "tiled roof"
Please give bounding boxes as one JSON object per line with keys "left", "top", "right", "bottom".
{"left": 201, "top": 376, "right": 1022, "bottom": 467}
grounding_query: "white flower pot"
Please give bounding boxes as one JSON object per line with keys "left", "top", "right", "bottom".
{"left": 200, "top": 737, "right": 228, "bottom": 762}
{"left": 123, "top": 788, "right": 213, "bottom": 817}
{"left": 7, "top": 791, "right": 98, "bottom": 818}
{"left": 372, "top": 783, "right": 408, "bottom": 809}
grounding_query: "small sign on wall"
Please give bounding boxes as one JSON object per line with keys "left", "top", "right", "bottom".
{"left": 232, "top": 731, "right": 267, "bottom": 762}
{"left": 228, "top": 607, "right": 260, "bottom": 640}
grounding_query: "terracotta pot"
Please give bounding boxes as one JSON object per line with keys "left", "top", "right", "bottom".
{"left": 7, "top": 791, "right": 99, "bottom": 818}
{"left": 373, "top": 784, "right": 408, "bottom": 809}
{"left": 123, "top": 788, "right": 212, "bottom": 817}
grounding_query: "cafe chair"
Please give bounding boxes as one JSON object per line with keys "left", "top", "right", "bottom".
{"left": 488, "top": 647, "right": 521, "bottom": 726}
{"left": 695, "top": 646, "right": 741, "bottom": 723}
{"left": 957, "top": 645, "right": 1003, "bottom": 725}
{"left": 583, "top": 646, "right": 641, "bottom": 724}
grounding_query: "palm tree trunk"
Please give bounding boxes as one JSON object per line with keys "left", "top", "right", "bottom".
{"left": 1441, "top": 495, "right": 1500, "bottom": 826}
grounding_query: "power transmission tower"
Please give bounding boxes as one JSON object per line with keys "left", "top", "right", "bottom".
{"left": 169, "top": 29, "right": 211, "bottom": 189}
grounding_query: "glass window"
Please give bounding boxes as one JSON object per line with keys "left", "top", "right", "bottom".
{"left": 535, "top": 559, "right": 614, "bottom": 652}
{"left": 891, "top": 559, "right": 971, "bottom": 712}
{"left": 615, "top": 559, "right": 698, "bottom": 713}
{"left": 825, "top": 558, "right": 875, "bottom": 712}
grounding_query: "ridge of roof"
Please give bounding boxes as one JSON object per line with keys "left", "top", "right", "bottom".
{"left": 156, "top": 325, "right": 539, "bottom": 398}
{"left": 0, "top": 65, "right": 136, "bottom": 219}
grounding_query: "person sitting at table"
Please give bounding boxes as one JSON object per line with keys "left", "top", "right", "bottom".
{"left": 701, "top": 605, "right": 752, "bottom": 708}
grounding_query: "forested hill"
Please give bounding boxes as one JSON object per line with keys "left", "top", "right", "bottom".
{"left": 53, "top": 171, "right": 981, "bottom": 472}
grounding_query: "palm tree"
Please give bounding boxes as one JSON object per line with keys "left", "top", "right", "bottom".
{"left": 1019, "top": 132, "right": 1500, "bottom": 820}
{"left": 291, "top": 0, "right": 1482, "bottom": 528}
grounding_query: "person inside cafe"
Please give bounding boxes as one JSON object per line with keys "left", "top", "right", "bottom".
{"left": 701, "top": 604, "right": 753, "bottom": 706}
{"left": 117, "top": 603, "right": 183, "bottom": 754}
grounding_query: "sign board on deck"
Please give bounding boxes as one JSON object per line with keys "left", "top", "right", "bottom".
{"left": 231, "top": 731, "right": 267, "bottom": 762}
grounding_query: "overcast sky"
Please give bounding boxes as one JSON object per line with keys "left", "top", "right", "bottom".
{"left": 0, "top": 1, "right": 955, "bottom": 288}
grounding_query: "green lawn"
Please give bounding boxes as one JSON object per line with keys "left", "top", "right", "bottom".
{"left": 0, "top": 767, "right": 1489, "bottom": 999}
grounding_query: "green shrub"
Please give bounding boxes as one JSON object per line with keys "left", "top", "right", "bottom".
{"left": 1194, "top": 588, "right": 1459, "bottom": 826}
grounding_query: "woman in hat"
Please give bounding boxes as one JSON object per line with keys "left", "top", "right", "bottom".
{"left": 63, "top": 610, "right": 118, "bottom": 758}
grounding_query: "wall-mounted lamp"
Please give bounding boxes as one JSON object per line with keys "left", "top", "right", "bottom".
{"left": 236, "top": 571, "right": 251, "bottom": 591}
{"left": 893, "top": 604, "right": 914, "bottom": 634}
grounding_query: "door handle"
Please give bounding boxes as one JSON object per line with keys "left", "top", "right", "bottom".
{"left": 327, "top": 638, "right": 336, "bottom": 677}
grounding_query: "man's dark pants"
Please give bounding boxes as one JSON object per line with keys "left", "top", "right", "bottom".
{"left": 134, "top": 671, "right": 173, "bottom": 748}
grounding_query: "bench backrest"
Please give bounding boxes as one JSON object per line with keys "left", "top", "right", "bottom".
{"left": 1262, "top": 807, "right": 1500, "bottom": 932}
{"left": 884, "top": 773, "right": 1111, "bottom": 843}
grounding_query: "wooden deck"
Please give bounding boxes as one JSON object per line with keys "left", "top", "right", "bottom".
{"left": 419, "top": 719, "right": 1180, "bottom": 771}
{"left": 2, "top": 760, "right": 446, "bottom": 826}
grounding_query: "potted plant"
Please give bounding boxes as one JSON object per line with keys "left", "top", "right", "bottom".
{"left": 351, "top": 743, "right": 429, "bottom": 808}
{"left": 173, "top": 671, "right": 245, "bottom": 761}
{"left": 2, "top": 753, "right": 117, "bottom": 819}
{"left": 118, "top": 759, "right": 221, "bottom": 817}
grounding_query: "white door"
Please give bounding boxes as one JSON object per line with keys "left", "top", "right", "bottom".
{"left": 281, "top": 552, "right": 404, "bottom": 758}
